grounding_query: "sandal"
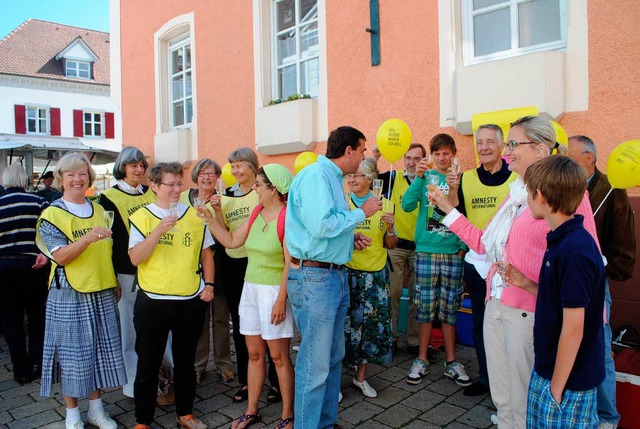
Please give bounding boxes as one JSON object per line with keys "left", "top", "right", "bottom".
{"left": 276, "top": 417, "right": 294, "bottom": 429}
{"left": 229, "top": 413, "right": 262, "bottom": 429}
{"left": 232, "top": 385, "right": 249, "bottom": 403}
{"left": 266, "top": 386, "right": 282, "bottom": 404}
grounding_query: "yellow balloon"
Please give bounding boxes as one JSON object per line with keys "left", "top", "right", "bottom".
{"left": 221, "top": 162, "right": 237, "bottom": 187}
{"left": 294, "top": 151, "right": 318, "bottom": 174}
{"left": 607, "top": 139, "right": 640, "bottom": 189}
{"left": 550, "top": 120, "right": 568, "bottom": 146}
{"left": 376, "top": 118, "right": 412, "bottom": 163}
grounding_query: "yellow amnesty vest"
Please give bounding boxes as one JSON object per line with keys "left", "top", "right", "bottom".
{"left": 36, "top": 202, "right": 117, "bottom": 293}
{"left": 129, "top": 206, "right": 205, "bottom": 297}
{"left": 221, "top": 190, "right": 259, "bottom": 258}
{"left": 388, "top": 170, "right": 418, "bottom": 241}
{"left": 461, "top": 169, "right": 517, "bottom": 230}
{"left": 101, "top": 186, "right": 156, "bottom": 233}
{"left": 346, "top": 198, "right": 388, "bottom": 272}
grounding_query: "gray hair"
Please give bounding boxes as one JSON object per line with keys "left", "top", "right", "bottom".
{"left": 113, "top": 147, "right": 148, "bottom": 180}
{"left": 2, "top": 164, "right": 29, "bottom": 189}
{"left": 569, "top": 135, "right": 597, "bottom": 164}
{"left": 228, "top": 147, "right": 259, "bottom": 174}
{"left": 476, "top": 124, "right": 504, "bottom": 145}
{"left": 359, "top": 157, "right": 379, "bottom": 182}
{"left": 191, "top": 158, "right": 222, "bottom": 182}
{"left": 54, "top": 152, "right": 96, "bottom": 192}
{"left": 510, "top": 116, "right": 567, "bottom": 155}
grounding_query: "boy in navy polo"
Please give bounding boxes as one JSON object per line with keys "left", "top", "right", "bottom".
{"left": 518, "top": 156, "right": 605, "bottom": 428}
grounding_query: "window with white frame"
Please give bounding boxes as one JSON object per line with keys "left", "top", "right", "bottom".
{"left": 66, "top": 60, "right": 91, "bottom": 79}
{"left": 272, "top": 0, "right": 319, "bottom": 99}
{"left": 26, "top": 106, "right": 48, "bottom": 134}
{"left": 463, "top": 0, "right": 565, "bottom": 64}
{"left": 84, "top": 111, "right": 103, "bottom": 137}
{"left": 169, "top": 35, "right": 192, "bottom": 128}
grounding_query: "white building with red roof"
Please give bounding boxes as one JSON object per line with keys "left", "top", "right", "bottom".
{"left": 0, "top": 19, "right": 120, "bottom": 178}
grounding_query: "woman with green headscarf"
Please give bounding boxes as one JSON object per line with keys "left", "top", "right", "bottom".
{"left": 206, "top": 163, "right": 295, "bottom": 429}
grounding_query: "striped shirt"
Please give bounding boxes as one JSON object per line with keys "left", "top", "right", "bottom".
{"left": 0, "top": 187, "right": 48, "bottom": 256}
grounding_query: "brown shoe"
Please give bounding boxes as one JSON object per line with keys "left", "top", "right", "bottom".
{"left": 220, "top": 369, "right": 234, "bottom": 383}
{"left": 156, "top": 379, "right": 175, "bottom": 406}
{"left": 177, "top": 414, "right": 207, "bottom": 429}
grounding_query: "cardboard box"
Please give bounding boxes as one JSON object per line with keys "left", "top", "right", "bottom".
{"left": 456, "top": 295, "right": 474, "bottom": 346}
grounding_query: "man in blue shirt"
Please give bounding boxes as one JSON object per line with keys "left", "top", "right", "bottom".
{"left": 286, "top": 126, "right": 382, "bottom": 429}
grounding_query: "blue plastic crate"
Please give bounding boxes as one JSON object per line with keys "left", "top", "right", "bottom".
{"left": 456, "top": 294, "right": 474, "bottom": 346}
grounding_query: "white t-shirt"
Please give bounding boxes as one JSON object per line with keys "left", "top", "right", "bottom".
{"left": 128, "top": 203, "right": 215, "bottom": 300}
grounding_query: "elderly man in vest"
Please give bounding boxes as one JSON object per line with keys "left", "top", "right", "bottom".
{"left": 446, "top": 124, "right": 517, "bottom": 397}
{"left": 375, "top": 143, "right": 426, "bottom": 353}
{"left": 568, "top": 135, "right": 636, "bottom": 429}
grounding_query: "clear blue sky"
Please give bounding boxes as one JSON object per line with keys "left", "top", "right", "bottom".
{"left": 0, "top": 0, "right": 109, "bottom": 39}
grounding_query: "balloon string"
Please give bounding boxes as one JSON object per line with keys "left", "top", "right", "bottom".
{"left": 593, "top": 187, "right": 613, "bottom": 217}
{"left": 387, "top": 163, "right": 394, "bottom": 213}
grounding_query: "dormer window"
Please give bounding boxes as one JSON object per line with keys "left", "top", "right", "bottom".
{"left": 66, "top": 60, "right": 91, "bottom": 79}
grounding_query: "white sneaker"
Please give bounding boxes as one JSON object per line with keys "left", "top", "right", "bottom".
{"left": 490, "top": 414, "right": 498, "bottom": 425}
{"left": 338, "top": 391, "right": 343, "bottom": 403}
{"left": 443, "top": 361, "right": 472, "bottom": 386}
{"left": 66, "top": 421, "right": 84, "bottom": 429}
{"left": 352, "top": 377, "right": 377, "bottom": 398}
{"left": 87, "top": 411, "right": 117, "bottom": 429}
{"left": 406, "top": 358, "right": 428, "bottom": 384}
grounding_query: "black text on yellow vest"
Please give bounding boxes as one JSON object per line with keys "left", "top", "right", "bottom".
{"left": 221, "top": 190, "right": 259, "bottom": 258}
{"left": 101, "top": 186, "right": 156, "bottom": 233}
{"left": 36, "top": 203, "right": 117, "bottom": 293}
{"left": 461, "top": 169, "right": 517, "bottom": 230}
{"left": 129, "top": 206, "right": 206, "bottom": 297}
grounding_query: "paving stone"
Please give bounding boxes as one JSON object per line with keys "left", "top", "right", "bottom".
{"left": 0, "top": 411, "right": 11, "bottom": 425}
{"left": 9, "top": 397, "right": 59, "bottom": 420}
{"left": 0, "top": 394, "right": 34, "bottom": 412}
{"left": 445, "top": 389, "right": 488, "bottom": 409}
{"left": 6, "top": 410, "right": 60, "bottom": 429}
{"left": 339, "top": 401, "right": 384, "bottom": 425}
{"left": 402, "top": 420, "right": 442, "bottom": 429}
{"left": 364, "top": 386, "right": 410, "bottom": 408}
{"left": 402, "top": 388, "right": 446, "bottom": 412}
{"left": 194, "top": 393, "right": 234, "bottom": 414}
{"left": 455, "top": 404, "right": 496, "bottom": 429}
{"left": 376, "top": 366, "right": 409, "bottom": 383}
{"left": 426, "top": 378, "right": 463, "bottom": 397}
{"left": 419, "top": 402, "right": 467, "bottom": 427}
{"left": 373, "top": 404, "right": 422, "bottom": 428}
{"left": 445, "top": 422, "right": 477, "bottom": 429}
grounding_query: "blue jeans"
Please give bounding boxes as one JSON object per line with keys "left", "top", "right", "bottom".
{"left": 288, "top": 265, "right": 349, "bottom": 429}
{"left": 597, "top": 279, "right": 619, "bottom": 425}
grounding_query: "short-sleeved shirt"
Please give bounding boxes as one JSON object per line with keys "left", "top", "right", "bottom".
{"left": 533, "top": 215, "right": 605, "bottom": 391}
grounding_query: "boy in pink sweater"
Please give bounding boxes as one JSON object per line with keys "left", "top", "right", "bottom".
{"left": 521, "top": 156, "right": 604, "bottom": 428}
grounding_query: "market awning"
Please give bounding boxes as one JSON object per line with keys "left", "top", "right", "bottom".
{"left": 0, "top": 133, "right": 120, "bottom": 165}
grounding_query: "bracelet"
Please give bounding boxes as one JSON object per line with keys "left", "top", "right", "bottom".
{"left": 204, "top": 282, "right": 215, "bottom": 287}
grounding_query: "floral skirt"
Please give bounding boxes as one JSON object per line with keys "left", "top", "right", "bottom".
{"left": 344, "top": 267, "right": 393, "bottom": 366}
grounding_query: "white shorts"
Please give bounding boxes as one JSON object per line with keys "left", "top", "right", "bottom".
{"left": 238, "top": 281, "right": 294, "bottom": 340}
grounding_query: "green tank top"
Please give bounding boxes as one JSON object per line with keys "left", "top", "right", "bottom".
{"left": 244, "top": 214, "right": 284, "bottom": 286}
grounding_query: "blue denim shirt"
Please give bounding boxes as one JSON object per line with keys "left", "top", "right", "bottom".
{"left": 285, "top": 155, "right": 365, "bottom": 265}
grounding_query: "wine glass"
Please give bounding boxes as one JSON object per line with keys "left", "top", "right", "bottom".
{"left": 193, "top": 197, "right": 208, "bottom": 225}
{"left": 426, "top": 173, "right": 440, "bottom": 207}
{"left": 450, "top": 157, "right": 461, "bottom": 185}
{"left": 215, "top": 178, "right": 226, "bottom": 196}
{"left": 169, "top": 202, "right": 180, "bottom": 231}
{"left": 372, "top": 179, "right": 383, "bottom": 200}
{"left": 425, "top": 154, "right": 434, "bottom": 171}
{"left": 492, "top": 240, "right": 509, "bottom": 284}
{"left": 103, "top": 210, "right": 114, "bottom": 240}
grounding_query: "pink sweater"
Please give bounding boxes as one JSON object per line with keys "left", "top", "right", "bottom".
{"left": 449, "top": 192, "right": 600, "bottom": 313}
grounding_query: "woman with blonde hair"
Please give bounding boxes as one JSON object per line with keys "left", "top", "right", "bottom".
{"left": 37, "top": 152, "right": 125, "bottom": 429}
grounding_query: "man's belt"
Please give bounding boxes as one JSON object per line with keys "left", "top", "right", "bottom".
{"left": 290, "top": 257, "right": 344, "bottom": 270}
{"left": 396, "top": 238, "right": 416, "bottom": 250}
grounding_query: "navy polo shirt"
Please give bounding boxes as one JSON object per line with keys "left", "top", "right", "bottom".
{"left": 533, "top": 215, "right": 605, "bottom": 391}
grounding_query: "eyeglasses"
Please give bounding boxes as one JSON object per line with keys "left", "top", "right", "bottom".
{"left": 160, "top": 182, "right": 183, "bottom": 188}
{"left": 506, "top": 140, "right": 538, "bottom": 151}
{"left": 404, "top": 156, "right": 422, "bottom": 164}
{"left": 346, "top": 174, "right": 367, "bottom": 180}
{"left": 198, "top": 172, "right": 217, "bottom": 177}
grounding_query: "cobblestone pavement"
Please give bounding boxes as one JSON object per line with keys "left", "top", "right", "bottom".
{"left": 0, "top": 332, "right": 497, "bottom": 428}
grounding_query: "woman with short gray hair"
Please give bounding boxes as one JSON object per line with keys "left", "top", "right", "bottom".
{"left": 98, "top": 146, "right": 155, "bottom": 398}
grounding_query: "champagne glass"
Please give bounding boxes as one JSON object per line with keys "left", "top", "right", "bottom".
{"left": 450, "top": 157, "right": 461, "bottom": 185}
{"left": 193, "top": 197, "right": 208, "bottom": 225}
{"left": 103, "top": 210, "right": 114, "bottom": 240}
{"left": 493, "top": 240, "right": 509, "bottom": 284}
{"left": 426, "top": 173, "right": 439, "bottom": 207}
{"left": 425, "top": 154, "right": 434, "bottom": 170}
{"left": 215, "top": 178, "right": 226, "bottom": 196}
{"left": 372, "top": 179, "right": 383, "bottom": 200}
{"left": 169, "top": 202, "right": 179, "bottom": 231}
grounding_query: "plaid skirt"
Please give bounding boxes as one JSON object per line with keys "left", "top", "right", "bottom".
{"left": 40, "top": 286, "right": 126, "bottom": 398}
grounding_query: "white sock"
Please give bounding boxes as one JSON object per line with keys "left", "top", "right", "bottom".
{"left": 66, "top": 407, "right": 81, "bottom": 425}
{"left": 88, "top": 398, "right": 105, "bottom": 417}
